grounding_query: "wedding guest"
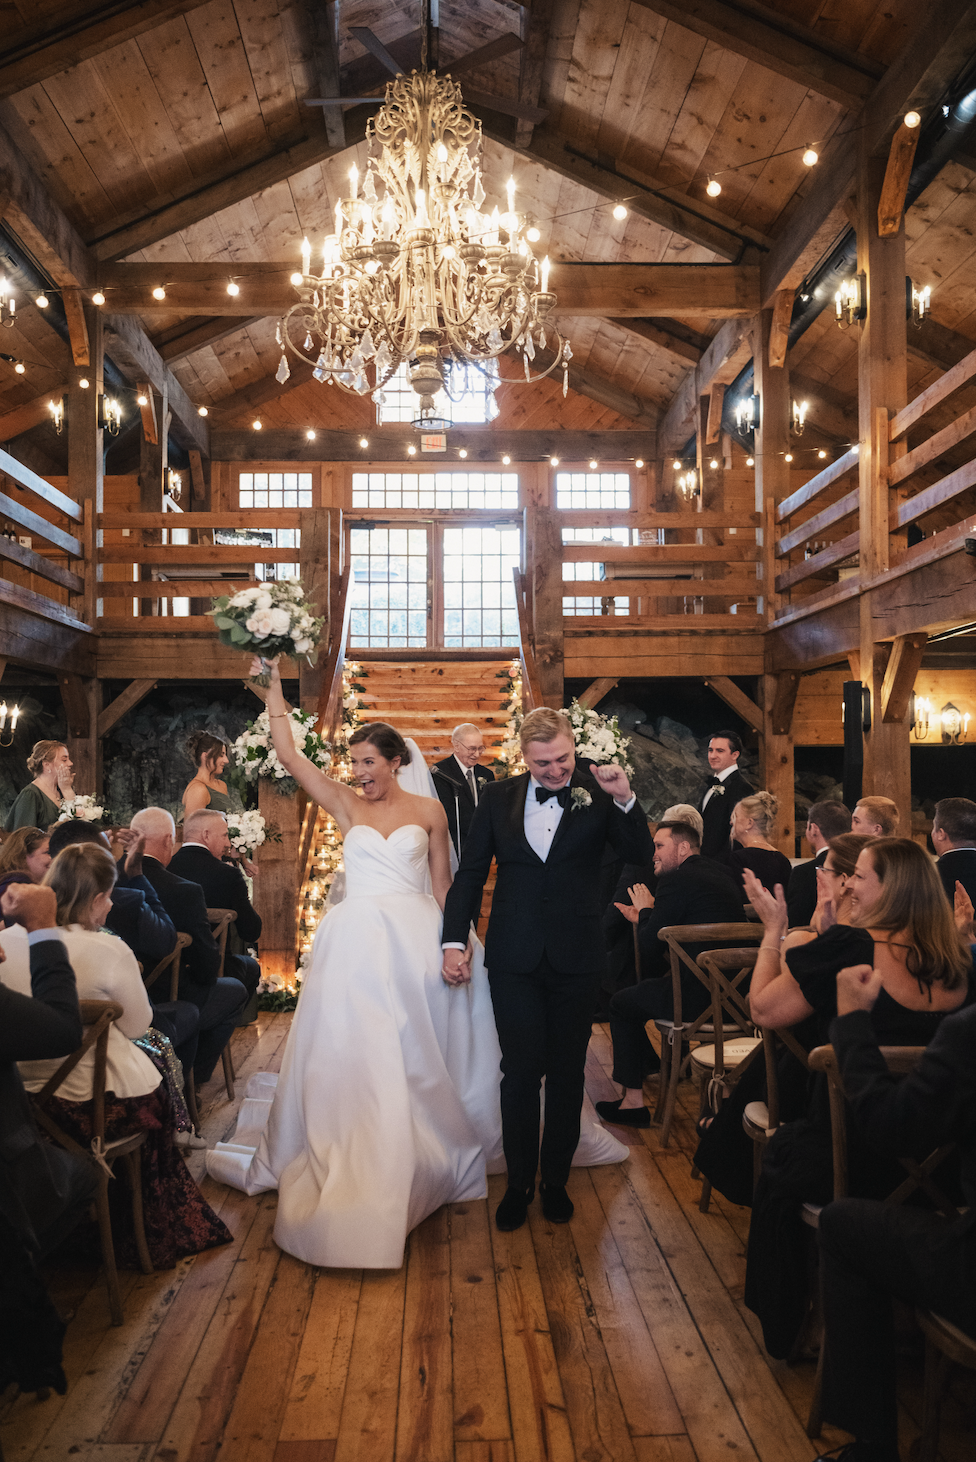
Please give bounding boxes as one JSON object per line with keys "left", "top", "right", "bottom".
{"left": 433, "top": 724, "right": 495, "bottom": 858}
{"left": 786, "top": 799, "right": 851, "bottom": 927}
{"left": 4, "top": 845, "right": 230, "bottom": 1268}
{"left": 697, "top": 731, "right": 753, "bottom": 857}
{"left": 851, "top": 796, "right": 899, "bottom": 837}
{"left": 169, "top": 810, "right": 262, "bottom": 1016}
{"left": 181, "top": 732, "right": 237, "bottom": 819}
{"left": 931, "top": 796, "right": 976, "bottom": 907}
{"left": 717, "top": 792, "right": 793, "bottom": 897}
{"left": 130, "top": 807, "right": 247, "bottom": 1085}
{"left": 0, "top": 827, "right": 51, "bottom": 900}
{"left": 3, "top": 741, "right": 74, "bottom": 833}
{"left": 601, "top": 804, "right": 702, "bottom": 995}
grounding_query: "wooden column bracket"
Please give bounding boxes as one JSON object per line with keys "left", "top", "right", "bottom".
{"left": 767, "top": 289, "right": 794, "bottom": 369}
{"left": 770, "top": 670, "right": 802, "bottom": 736}
{"left": 59, "top": 672, "right": 91, "bottom": 738}
{"left": 878, "top": 119, "right": 922, "bottom": 238}
{"left": 96, "top": 679, "right": 157, "bottom": 740}
{"left": 846, "top": 651, "right": 861, "bottom": 681}
{"left": 703, "top": 676, "right": 763, "bottom": 733}
{"left": 138, "top": 383, "right": 158, "bottom": 445}
{"left": 881, "top": 634, "right": 927, "bottom": 722}
{"left": 62, "top": 289, "right": 90, "bottom": 367}
{"left": 705, "top": 383, "right": 726, "bottom": 444}
{"left": 577, "top": 677, "right": 619, "bottom": 711}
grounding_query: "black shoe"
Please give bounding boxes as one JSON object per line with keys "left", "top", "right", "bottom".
{"left": 495, "top": 1185, "right": 533, "bottom": 1232}
{"left": 540, "top": 1183, "right": 574, "bottom": 1223}
{"left": 595, "top": 1097, "right": 650, "bottom": 1128}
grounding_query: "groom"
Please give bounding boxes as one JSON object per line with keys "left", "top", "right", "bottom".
{"left": 442, "top": 706, "right": 653, "bottom": 1231}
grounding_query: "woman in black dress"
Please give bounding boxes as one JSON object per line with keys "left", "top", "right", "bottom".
{"left": 719, "top": 791, "right": 793, "bottom": 896}
{"left": 742, "top": 839, "right": 973, "bottom": 1358}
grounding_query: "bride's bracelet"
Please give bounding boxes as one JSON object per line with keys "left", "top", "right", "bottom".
{"left": 269, "top": 712, "right": 290, "bottom": 719}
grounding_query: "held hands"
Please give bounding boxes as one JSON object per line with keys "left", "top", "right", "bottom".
{"left": 589, "top": 762, "right": 631, "bottom": 803}
{"left": 835, "top": 963, "right": 883, "bottom": 1015}
{"left": 442, "top": 943, "right": 473, "bottom": 987}
{"left": 742, "top": 867, "right": 788, "bottom": 938}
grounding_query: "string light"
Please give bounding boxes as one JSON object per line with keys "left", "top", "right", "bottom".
{"left": 35, "top": 293, "right": 49, "bottom": 308}
{"left": 137, "top": 393, "right": 148, "bottom": 406}
{"left": 635, "top": 458, "right": 644, "bottom": 468}
{"left": 502, "top": 454, "right": 511, "bottom": 464}
{"left": 306, "top": 428, "right": 317, "bottom": 440}
{"left": 589, "top": 458, "right": 598, "bottom": 469}
{"left": 904, "top": 111, "right": 921, "bottom": 128}
{"left": 91, "top": 291, "right": 105, "bottom": 306}
{"left": 78, "top": 377, "right": 90, "bottom": 389}
{"left": 818, "top": 449, "right": 827, "bottom": 459}
{"left": 459, "top": 448, "right": 468, "bottom": 458}
{"left": 709, "top": 457, "right": 719, "bottom": 470}
{"left": 785, "top": 452, "right": 793, "bottom": 462}
{"left": 226, "top": 280, "right": 240, "bottom": 296}
{"left": 151, "top": 286, "right": 166, "bottom": 301}
{"left": 407, "top": 444, "right": 417, "bottom": 455}
{"left": 252, "top": 418, "right": 262, "bottom": 430}
{"left": 612, "top": 204, "right": 628, "bottom": 220}
{"left": 746, "top": 456, "right": 754, "bottom": 466}
{"left": 359, "top": 437, "right": 369, "bottom": 448}
{"left": 802, "top": 147, "right": 819, "bottom": 167}
{"left": 13, "top": 361, "right": 24, "bottom": 374}
{"left": 197, "top": 405, "right": 209, "bottom": 417}
{"left": 550, "top": 456, "right": 559, "bottom": 466}
{"left": 706, "top": 178, "right": 721, "bottom": 197}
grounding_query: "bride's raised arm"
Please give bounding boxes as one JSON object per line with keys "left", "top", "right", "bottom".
{"left": 251, "top": 656, "right": 360, "bottom": 831}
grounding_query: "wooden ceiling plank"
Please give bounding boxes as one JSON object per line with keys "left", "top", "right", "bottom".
{"left": 235, "top": 0, "right": 306, "bottom": 146}
{"left": 153, "top": 315, "right": 260, "bottom": 362}
{"left": 185, "top": 0, "right": 267, "bottom": 156}
{"left": 560, "top": 0, "right": 632, "bottom": 154}
{"left": 135, "top": 14, "right": 232, "bottom": 177}
{"left": 40, "top": 63, "right": 160, "bottom": 220}
{"left": 0, "top": 0, "right": 215, "bottom": 99}
{"left": 89, "top": 38, "right": 196, "bottom": 199}
{"left": 626, "top": 0, "right": 881, "bottom": 108}
{"left": 646, "top": 38, "right": 746, "bottom": 195}
{"left": 515, "top": 0, "right": 554, "bottom": 150}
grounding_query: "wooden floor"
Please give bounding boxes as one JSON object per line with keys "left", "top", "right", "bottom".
{"left": 3, "top": 1014, "right": 973, "bottom": 1462}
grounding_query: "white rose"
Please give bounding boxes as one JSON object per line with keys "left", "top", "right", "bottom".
{"left": 250, "top": 611, "right": 276, "bottom": 636}
{"left": 294, "top": 637, "right": 311, "bottom": 654}
{"left": 255, "top": 591, "right": 273, "bottom": 610}
{"left": 269, "top": 606, "right": 291, "bottom": 634}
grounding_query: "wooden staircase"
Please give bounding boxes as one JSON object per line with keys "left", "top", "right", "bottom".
{"left": 355, "top": 659, "right": 512, "bottom": 765}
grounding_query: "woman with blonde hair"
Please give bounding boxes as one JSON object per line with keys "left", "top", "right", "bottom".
{"left": 720, "top": 790, "right": 793, "bottom": 896}
{"left": 2, "top": 843, "right": 230, "bottom": 1269}
{"left": 3, "top": 741, "right": 74, "bottom": 833}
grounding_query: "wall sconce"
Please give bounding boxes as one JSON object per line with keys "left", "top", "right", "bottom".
{"left": 735, "top": 393, "right": 759, "bottom": 434}
{"left": 911, "top": 693, "right": 931, "bottom": 740}
{"left": 835, "top": 272, "right": 866, "bottom": 328}
{"left": 940, "top": 701, "right": 966, "bottom": 744}
{"left": 98, "top": 395, "right": 122, "bottom": 435}
{"left": 0, "top": 700, "right": 21, "bottom": 746}
{"left": 908, "top": 278, "right": 931, "bottom": 329}
{"left": 792, "top": 399, "right": 808, "bottom": 436}
{"left": 166, "top": 468, "right": 182, "bottom": 501}
{"left": 677, "top": 468, "right": 699, "bottom": 501}
{"left": 0, "top": 277, "right": 15, "bottom": 326}
{"left": 48, "top": 398, "right": 64, "bottom": 434}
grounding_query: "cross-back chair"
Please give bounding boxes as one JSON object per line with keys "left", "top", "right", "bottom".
{"left": 207, "top": 907, "right": 238, "bottom": 1096}
{"left": 30, "top": 999, "right": 153, "bottom": 1327}
{"left": 141, "top": 931, "right": 192, "bottom": 1002}
{"left": 742, "top": 1022, "right": 812, "bottom": 1192}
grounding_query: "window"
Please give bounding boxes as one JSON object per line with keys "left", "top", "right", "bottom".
{"left": 561, "top": 526, "right": 635, "bottom": 546}
{"left": 442, "top": 525, "right": 520, "bottom": 647}
{"left": 375, "top": 360, "right": 499, "bottom": 425}
{"left": 351, "top": 472, "right": 519, "bottom": 509}
{"left": 349, "top": 527, "right": 428, "bottom": 648}
{"left": 238, "top": 472, "right": 313, "bottom": 507}
{"left": 562, "top": 595, "right": 630, "bottom": 617}
{"left": 555, "top": 471, "right": 630, "bottom": 509}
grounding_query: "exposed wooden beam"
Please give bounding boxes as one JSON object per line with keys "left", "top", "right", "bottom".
{"left": 629, "top": 0, "right": 881, "bottom": 108}
{"left": 96, "top": 678, "right": 158, "bottom": 739}
{"left": 0, "top": 121, "right": 94, "bottom": 292}
{"left": 212, "top": 428, "right": 657, "bottom": 463}
{"left": 0, "top": 0, "right": 214, "bottom": 99}
{"left": 705, "top": 384, "right": 725, "bottom": 444}
{"left": 770, "top": 670, "right": 802, "bottom": 736}
{"left": 515, "top": 0, "right": 554, "bottom": 149}
{"left": 609, "top": 318, "right": 702, "bottom": 366}
{"left": 880, "top": 633, "right": 927, "bottom": 722}
{"left": 187, "top": 448, "right": 206, "bottom": 505}
{"left": 791, "top": 373, "right": 858, "bottom": 444}
{"left": 878, "top": 118, "right": 922, "bottom": 237}
{"left": 767, "top": 289, "right": 794, "bottom": 369}
{"left": 153, "top": 315, "right": 261, "bottom": 364}
{"left": 703, "top": 676, "right": 764, "bottom": 733}
{"left": 102, "top": 313, "right": 209, "bottom": 456}
{"left": 659, "top": 318, "right": 753, "bottom": 451}
{"left": 0, "top": 389, "right": 65, "bottom": 442}
{"left": 59, "top": 671, "right": 91, "bottom": 738}
{"left": 577, "top": 677, "right": 619, "bottom": 710}
{"left": 300, "top": 0, "right": 345, "bottom": 150}
{"left": 62, "top": 289, "right": 90, "bottom": 367}
{"left": 138, "top": 383, "right": 158, "bottom": 445}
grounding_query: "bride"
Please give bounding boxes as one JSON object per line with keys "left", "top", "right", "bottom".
{"left": 206, "top": 659, "right": 626, "bottom": 1269}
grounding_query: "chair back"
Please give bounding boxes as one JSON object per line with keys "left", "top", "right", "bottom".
{"left": 658, "top": 923, "right": 763, "bottom": 1034}
{"left": 32, "top": 999, "right": 124, "bottom": 1158}
{"left": 760, "top": 1024, "right": 811, "bottom": 1130}
{"left": 206, "top": 908, "right": 237, "bottom": 980}
{"left": 142, "top": 932, "right": 192, "bottom": 1001}
{"left": 695, "top": 946, "right": 760, "bottom": 1077}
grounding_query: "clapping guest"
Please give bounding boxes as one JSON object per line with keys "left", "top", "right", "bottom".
{"left": 2, "top": 845, "right": 230, "bottom": 1268}
{"left": 3, "top": 741, "right": 74, "bottom": 833}
{"left": 786, "top": 800, "right": 851, "bottom": 927}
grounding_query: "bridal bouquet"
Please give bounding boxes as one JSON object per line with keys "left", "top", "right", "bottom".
{"left": 226, "top": 809, "right": 281, "bottom": 857}
{"left": 210, "top": 580, "right": 325, "bottom": 676}
{"left": 231, "top": 707, "right": 331, "bottom": 797}
{"left": 57, "top": 794, "right": 106, "bottom": 823}
{"left": 566, "top": 699, "right": 633, "bottom": 776}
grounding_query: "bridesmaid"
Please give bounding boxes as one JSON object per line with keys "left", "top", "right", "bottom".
{"left": 180, "top": 732, "right": 237, "bottom": 819}
{"left": 3, "top": 741, "right": 74, "bottom": 833}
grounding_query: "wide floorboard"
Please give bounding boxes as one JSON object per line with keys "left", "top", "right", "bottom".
{"left": 2, "top": 1013, "right": 972, "bottom": 1462}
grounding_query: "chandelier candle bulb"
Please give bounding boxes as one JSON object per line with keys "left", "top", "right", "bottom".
{"left": 301, "top": 237, "right": 311, "bottom": 275}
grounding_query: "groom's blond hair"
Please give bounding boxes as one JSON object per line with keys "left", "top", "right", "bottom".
{"left": 519, "top": 707, "right": 573, "bottom": 749}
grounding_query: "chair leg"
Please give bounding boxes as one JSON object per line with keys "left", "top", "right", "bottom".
{"left": 698, "top": 1177, "right": 713, "bottom": 1214}
{"left": 124, "top": 1149, "right": 154, "bottom": 1277}
{"left": 658, "top": 1040, "right": 684, "bottom": 1148}
{"left": 806, "top": 1341, "right": 825, "bottom": 1438}
{"left": 652, "top": 1038, "right": 671, "bottom": 1125}
{"left": 916, "top": 1339, "right": 948, "bottom": 1462}
{"left": 94, "top": 1182, "right": 124, "bottom": 1326}
{"left": 184, "top": 1070, "right": 201, "bottom": 1134}
{"left": 221, "top": 1044, "right": 235, "bottom": 1100}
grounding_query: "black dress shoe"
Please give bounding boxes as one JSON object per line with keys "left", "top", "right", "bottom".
{"left": 540, "top": 1183, "right": 574, "bottom": 1223}
{"left": 495, "top": 1185, "right": 533, "bottom": 1232}
{"left": 595, "top": 1097, "right": 650, "bottom": 1128}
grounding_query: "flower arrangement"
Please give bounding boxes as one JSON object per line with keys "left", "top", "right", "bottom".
{"left": 566, "top": 699, "right": 633, "bottom": 776}
{"left": 231, "top": 707, "right": 331, "bottom": 798}
{"left": 226, "top": 809, "right": 281, "bottom": 858}
{"left": 210, "top": 579, "right": 325, "bottom": 680}
{"left": 57, "top": 795, "right": 106, "bottom": 823}
{"left": 493, "top": 657, "right": 524, "bottom": 778}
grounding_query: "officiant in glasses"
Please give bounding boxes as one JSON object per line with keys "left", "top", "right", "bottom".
{"left": 433, "top": 724, "right": 496, "bottom": 860}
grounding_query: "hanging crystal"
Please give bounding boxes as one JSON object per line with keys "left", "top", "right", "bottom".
{"left": 276, "top": 353, "right": 291, "bottom": 384}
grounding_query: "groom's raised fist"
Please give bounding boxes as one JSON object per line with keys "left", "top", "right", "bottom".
{"left": 589, "top": 761, "right": 632, "bottom": 803}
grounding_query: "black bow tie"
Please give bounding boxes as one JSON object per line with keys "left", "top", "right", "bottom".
{"left": 707, "top": 775, "right": 723, "bottom": 786}
{"left": 536, "top": 785, "right": 570, "bottom": 807}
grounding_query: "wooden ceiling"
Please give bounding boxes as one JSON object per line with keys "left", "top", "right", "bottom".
{"left": 1, "top": 0, "right": 976, "bottom": 459}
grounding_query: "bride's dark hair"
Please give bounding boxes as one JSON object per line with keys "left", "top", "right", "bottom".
{"left": 348, "top": 722, "right": 411, "bottom": 766}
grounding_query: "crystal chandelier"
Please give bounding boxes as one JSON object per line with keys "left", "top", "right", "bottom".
{"left": 277, "top": 65, "right": 571, "bottom": 428}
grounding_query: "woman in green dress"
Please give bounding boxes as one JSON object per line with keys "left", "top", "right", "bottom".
{"left": 3, "top": 741, "right": 73, "bottom": 833}
{"left": 180, "top": 732, "right": 238, "bottom": 819}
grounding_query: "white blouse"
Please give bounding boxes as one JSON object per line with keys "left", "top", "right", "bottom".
{"left": 1, "top": 923, "right": 160, "bottom": 1101}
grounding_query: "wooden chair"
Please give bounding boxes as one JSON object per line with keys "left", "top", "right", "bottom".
{"left": 652, "top": 923, "right": 763, "bottom": 1148}
{"left": 915, "top": 1310, "right": 976, "bottom": 1462}
{"left": 207, "top": 907, "right": 238, "bottom": 1097}
{"left": 689, "top": 947, "right": 763, "bottom": 1212}
{"left": 31, "top": 999, "right": 153, "bottom": 1327}
{"left": 742, "top": 1023, "right": 811, "bottom": 1193}
{"left": 142, "top": 931, "right": 192, "bottom": 1002}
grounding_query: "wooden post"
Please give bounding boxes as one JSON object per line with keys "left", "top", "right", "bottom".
{"left": 760, "top": 673, "right": 795, "bottom": 855}
{"left": 529, "top": 504, "right": 563, "bottom": 709}
{"left": 60, "top": 672, "right": 102, "bottom": 798}
{"left": 68, "top": 304, "right": 103, "bottom": 629}
{"left": 253, "top": 777, "right": 301, "bottom": 985}
{"left": 299, "top": 507, "right": 333, "bottom": 712}
{"left": 856, "top": 134, "right": 911, "bottom": 819}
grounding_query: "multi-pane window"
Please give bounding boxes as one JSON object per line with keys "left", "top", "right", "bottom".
{"left": 561, "top": 527, "right": 633, "bottom": 617}
{"left": 349, "top": 527, "right": 428, "bottom": 648}
{"left": 562, "top": 595, "right": 630, "bottom": 616}
{"left": 238, "top": 472, "right": 313, "bottom": 507}
{"left": 555, "top": 471, "right": 630, "bottom": 509}
{"left": 442, "top": 525, "right": 520, "bottom": 647}
{"left": 375, "top": 361, "right": 499, "bottom": 424}
{"left": 351, "top": 472, "right": 519, "bottom": 509}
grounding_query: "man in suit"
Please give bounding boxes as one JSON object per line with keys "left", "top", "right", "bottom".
{"left": 130, "top": 807, "right": 248, "bottom": 1085}
{"left": 931, "top": 797, "right": 976, "bottom": 908}
{"left": 813, "top": 967, "right": 976, "bottom": 1462}
{"left": 786, "top": 799, "right": 851, "bottom": 927}
{"left": 601, "top": 803, "right": 702, "bottom": 996}
{"left": 432, "top": 723, "right": 496, "bottom": 859}
{"left": 851, "top": 795, "right": 899, "bottom": 837}
{"left": 441, "top": 706, "right": 652, "bottom": 1231}
{"left": 169, "top": 810, "right": 262, "bottom": 1014}
{"left": 594, "top": 819, "right": 745, "bottom": 1128}
{"left": 698, "top": 730, "right": 753, "bottom": 858}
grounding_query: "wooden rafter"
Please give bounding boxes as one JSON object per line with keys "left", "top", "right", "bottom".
{"left": 138, "top": 383, "right": 158, "bottom": 446}
{"left": 59, "top": 671, "right": 91, "bottom": 738}
{"left": 705, "top": 385, "right": 726, "bottom": 445}
{"left": 153, "top": 316, "right": 261, "bottom": 364}
{"left": 577, "top": 677, "right": 619, "bottom": 710}
{"left": 702, "top": 677, "right": 763, "bottom": 732}
{"left": 97, "top": 679, "right": 158, "bottom": 739}
{"left": 609, "top": 319, "right": 702, "bottom": 367}
{"left": 879, "top": 118, "right": 923, "bottom": 236}
{"left": 880, "top": 634, "right": 927, "bottom": 722}
{"left": 0, "top": 390, "right": 66, "bottom": 442}
{"left": 769, "top": 671, "right": 802, "bottom": 736}
{"left": 62, "top": 290, "right": 90, "bottom": 368}
{"left": 767, "top": 290, "right": 794, "bottom": 370}
{"left": 515, "top": 0, "right": 554, "bottom": 149}
{"left": 212, "top": 428, "right": 656, "bottom": 463}
{"left": 659, "top": 319, "right": 753, "bottom": 451}
{"left": 300, "top": 0, "right": 345, "bottom": 150}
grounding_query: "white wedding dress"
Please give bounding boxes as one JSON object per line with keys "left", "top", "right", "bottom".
{"left": 207, "top": 750, "right": 627, "bottom": 1269}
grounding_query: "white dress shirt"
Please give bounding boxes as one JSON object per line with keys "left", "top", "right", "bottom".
{"left": 701, "top": 762, "right": 737, "bottom": 811}
{"left": 453, "top": 754, "right": 479, "bottom": 803}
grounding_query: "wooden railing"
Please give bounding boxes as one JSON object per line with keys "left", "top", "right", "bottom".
{"left": 0, "top": 447, "right": 92, "bottom": 631}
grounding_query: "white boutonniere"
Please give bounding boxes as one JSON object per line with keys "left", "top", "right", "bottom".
{"left": 712, "top": 784, "right": 726, "bottom": 796}
{"left": 570, "top": 786, "right": 592, "bottom": 812}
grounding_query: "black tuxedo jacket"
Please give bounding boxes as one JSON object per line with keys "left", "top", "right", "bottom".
{"left": 698, "top": 767, "right": 754, "bottom": 859}
{"left": 937, "top": 848, "right": 976, "bottom": 908}
{"left": 442, "top": 762, "right": 653, "bottom": 974}
{"left": 139, "top": 855, "right": 221, "bottom": 1006}
{"left": 168, "top": 845, "right": 262, "bottom": 947}
{"left": 635, "top": 854, "right": 745, "bottom": 981}
{"left": 432, "top": 756, "right": 495, "bottom": 853}
{"left": 786, "top": 848, "right": 827, "bottom": 928}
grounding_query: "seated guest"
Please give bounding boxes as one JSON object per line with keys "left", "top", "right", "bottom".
{"left": 602, "top": 803, "right": 703, "bottom": 994}
{"left": 594, "top": 818, "right": 744, "bottom": 1127}
{"left": 3, "top": 844, "right": 230, "bottom": 1269}
{"left": 815, "top": 972, "right": 976, "bottom": 1462}
{"left": 0, "top": 826, "right": 51, "bottom": 903}
{"left": 851, "top": 795, "right": 899, "bottom": 837}
{"left": 170, "top": 810, "right": 262, "bottom": 1015}
{"left": 130, "top": 807, "right": 247, "bottom": 1086}
{"left": 3, "top": 741, "right": 74, "bottom": 833}
{"left": 717, "top": 791, "right": 793, "bottom": 896}
{"left": 742, "top": 840, "right": 973, "bottom": 1360}
{"left": 786, "top": 799, "right": 851, "bottom": 927}
{"left": 931, "top": 796, "right": 976, "bottom": 908}
{"left": 181, "top": 731, "right": 237, "bottom": 820}
{"left": 0, "top": 881, "right": 99, "bottom": 1398}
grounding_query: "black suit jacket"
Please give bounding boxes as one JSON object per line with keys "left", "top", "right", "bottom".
{"left": 168, "top": 845, "right": 262, "bottom": 947}
{"left": 937, "top": 848, "right": 976, "bottom": 908}
{"left": 104, "top": 875, "right": 176, "bottom": 970}
{"left": 432, "top": 757, "right": 495, "bottom": 855}
{"left": 635, "top": 854, "right": 745, "bottom": 981}
{"left": 787, "top": 848, "right": 827, "bottom": 928}
{"left": 442, "top": 762, "right": 653, "bottom": 974}
{"left": 138, "top": 855, "right": 221, "bottom": 1006}
{"left": 698, "top": 767, "right": 754, "bottom": 858}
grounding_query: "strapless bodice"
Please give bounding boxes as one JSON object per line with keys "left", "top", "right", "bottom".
{"left": 341, "top": 823, "right": 430, "bottom": 897}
